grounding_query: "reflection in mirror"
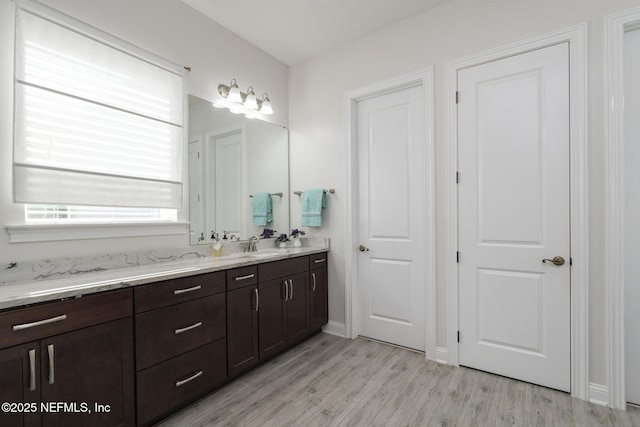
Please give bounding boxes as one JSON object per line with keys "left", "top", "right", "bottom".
{"left": 188, "top": 95, "right": 289, "bottom": 245}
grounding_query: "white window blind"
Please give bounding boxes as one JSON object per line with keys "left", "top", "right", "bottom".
{"left": 13, "top": 0, "right": 184, "bottom": 210}
{"left": 24, "top": 205, "right": 177, "bottom": 224}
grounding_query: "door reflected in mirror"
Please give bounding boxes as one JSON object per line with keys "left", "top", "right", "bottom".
{"left": 188, "top": 95, "right": 289, "bottom": 245}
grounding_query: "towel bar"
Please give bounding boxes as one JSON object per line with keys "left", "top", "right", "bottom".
{"left": 249, "top": 192, "right": 283, "bottom": 198}
{"left": 294, "top": 189, "right": 335, "bottom": 196}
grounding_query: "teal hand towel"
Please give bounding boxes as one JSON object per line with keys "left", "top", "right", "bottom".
{"left": 301, "top": 189, "right": 327, "bottom": 227}
{"left": 252, "top": 192, "right": 272, "bottom": 226}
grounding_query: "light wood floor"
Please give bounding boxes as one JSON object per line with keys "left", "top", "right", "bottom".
{"left": 157, "top": 333, "right": 640, "bottom": 426}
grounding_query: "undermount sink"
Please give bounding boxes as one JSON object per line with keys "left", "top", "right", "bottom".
{"left": 223, "top": 250, "right": 284, "bottom": 260}
{"left": 245, "top": 251, "right": 282, "bottom": 258}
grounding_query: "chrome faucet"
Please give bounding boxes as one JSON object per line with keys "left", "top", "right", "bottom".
{"left": 245, "top": 235, "right": 260, "bottom": 252}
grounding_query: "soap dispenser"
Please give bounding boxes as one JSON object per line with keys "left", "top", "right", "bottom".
{"left": 211, "top": 231, "right": 223, "bottom": 257}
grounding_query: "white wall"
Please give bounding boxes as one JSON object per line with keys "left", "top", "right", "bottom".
{"left": 0, "top": 0, "right": 288, "bottom": 264}
{"left": 288, "top": 0, "right": 640, "bottom": 387}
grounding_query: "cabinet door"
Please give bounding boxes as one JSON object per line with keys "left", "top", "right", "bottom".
{"left": 0, "top": 342, "right": 40, "bottom": 427}
{"left": 286, "top": 272, "right": 310, "bottom": 343}
{"left": 40, "top": 318, "right": 134, "bottom": 427}
{"left": 227, "top": 286, "right": 259, "bottom": 377}
{"left": 258, "top": 279, "right": 287, "bottom": 359}
{"left": 310, "top": 267, "right": 328, "bottom": 331}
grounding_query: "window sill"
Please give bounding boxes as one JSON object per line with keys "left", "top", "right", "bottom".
{"left": 5, "top": 222, "right": 189, "bottom": 243}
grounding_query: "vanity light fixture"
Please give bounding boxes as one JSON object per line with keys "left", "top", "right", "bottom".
{"left": 217, "top": 79, "right": 274, "bottom": 115}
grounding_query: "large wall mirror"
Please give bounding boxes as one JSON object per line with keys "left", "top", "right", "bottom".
{"left": 188, "top": 95, "right": 289, "bottom": 245}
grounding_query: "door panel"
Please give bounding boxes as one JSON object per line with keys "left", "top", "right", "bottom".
{"left": 40, "top": 318, "right": 134, "bottom": 427}
{"left": 477, "top": 269, "right": 543, "bottom": 353}
{"left": 227, "top": 285, "right": 259, "bottom": 377}
{"left": 0, "top": 342, "right": 40, "bottom": 427}
{"left": 458, "top": 43, "right": 570, "bottom": 391}
{"left": 258, "top": 279, "right": 286, "bottom": 359}
{"left": 357, "top": 84, "right": 427, "bottom": 351}
{"left": 476, "top": 72, "right": 544, "bottom": 244}
{"left": 286, "top": 273, "right": 310, "bottom": 343}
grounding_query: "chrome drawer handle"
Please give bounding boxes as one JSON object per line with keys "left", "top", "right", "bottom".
{"left": 174, "top": 285, "right": 202, "bottom": 295}
{"left": 13, "top": 314, "right": 67, "bottom": 331}
{"left": 235, "top": 274, "right": 255, "bottom": 281}
{"left": 176, "top": 370, "right": 203, "bottom": 387}
{"left": 28, "top": 349, "right": 36, "bottom": 391}
{"left": 314, "top": 259, "right": 326, "bottom": 264}
{"left": 47, "top": 344, "right": 55, "bottom": 385}
{"left": 174, "top": 321, "right": 202, "bottom": 335}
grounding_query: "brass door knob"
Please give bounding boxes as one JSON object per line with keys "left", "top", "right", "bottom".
{"left": 542, "top": 256, "right": 565, "bottom": 266}
{"left": 358, "top": 244, "right": 369, "bottom": 252}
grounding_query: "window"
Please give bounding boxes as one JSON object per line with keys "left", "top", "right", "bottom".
{"left": 24, "top": 205, "right": 177, "bottom": 224}
{"left": 13, "top": 0, "right": 184, "bottom": 225}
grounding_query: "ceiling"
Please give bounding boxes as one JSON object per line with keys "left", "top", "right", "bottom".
{"left": 181, "top": 0, "right": 451, "bottom": 66}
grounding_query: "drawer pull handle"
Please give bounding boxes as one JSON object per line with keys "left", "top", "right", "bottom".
{"left": 176, "top": 370, "right": 203, "bottom": 387}
{"left": 235, "top": 274, "right": 255, "bottom": 281}
{"left": 47, "top": 344, "right": 55, "bottom": 385}
{"left": 13, "top": 314, "right": 67, "bottom": 331}
{"left": 312, "top": 273, "right": 317, "bottom": 292}
{"left": 28, "top": 349, "right": 36, "bottom": 391}
{"left": 174, "top": 285, "right": 202, "bottom": 295}
{"left": 174, "top": 321, "right": 203, "bottom": 335}
{"left": 314, "top": 259, "right": 326, "bottom": 264}
{"left": 255, "top": 288, "right": 259, "bottom": 312}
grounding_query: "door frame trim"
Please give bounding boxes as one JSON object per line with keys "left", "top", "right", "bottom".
{"left": 344, "top": 68, "right": 436, "bottom": 358}
{"left": 605, "top": 6, "right": 640, "bottom": 410}
{"left": 445, "top": 24, "right": 589, "bottom": 399}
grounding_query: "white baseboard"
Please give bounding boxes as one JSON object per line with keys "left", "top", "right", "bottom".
{"left": 589, "top": 383, "right": 610, "bottom": 407}
{"left": 322, "top": 321, "right": 346, "bottom": 338}
{"left": 435, "top": 346, "right": 449, "bottom": 364}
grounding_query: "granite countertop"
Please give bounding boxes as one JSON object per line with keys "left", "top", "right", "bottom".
{"left": 0, "top": 246, "right": 328, "bottom": 311}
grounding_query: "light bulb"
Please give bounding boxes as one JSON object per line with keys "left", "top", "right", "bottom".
{"left": 244, "top": 86, "right": 258, "bottom": 110}
{"left": 260, "top": 93, "right": 273, "bottom": 114}
{"left": 227, "top": 79, "right": 242, "bottom": 103}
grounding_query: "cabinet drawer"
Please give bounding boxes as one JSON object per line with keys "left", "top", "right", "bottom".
{"left": 310, "top": 252, "right": 328, "bottom": 269}
{"left": 136, "top": 294, "right": 225, "bottom": 370}
{"left": 136, "top": 339, "right": 226, "bottom": 426}
{"left": 226, "top": 265, "right": 258, "bottom": 291}
{"left": 135, "top": 271, "right": 225, "bottom": 313}
{"left": 0, "top": 289, "right": 132, "bottom": 349}
{"left": 258, "top": 256, "right": 309, "bottom": 282}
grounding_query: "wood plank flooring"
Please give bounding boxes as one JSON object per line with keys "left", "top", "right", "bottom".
{"left": 157, "top": 333, "right": 640, "bottom": 426}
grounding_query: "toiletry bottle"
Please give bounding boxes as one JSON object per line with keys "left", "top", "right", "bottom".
{"left": 212, "top": 231, "right": 223, "bottom": 257}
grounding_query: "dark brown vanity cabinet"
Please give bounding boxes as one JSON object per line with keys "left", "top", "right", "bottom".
{"left": 0, "top": 289, "right": 134, "bottom": 427}
{"left": 134, "top": 272, "right": 227, "bottom": 426}
{"left": 226, "top": 266, "right": 259, "bottom": 377}
{"left": 310, "top": 253, "right": 329, "bottom": 331}
{"left": 258, "top": 257, "right": 310, "bottom": 359}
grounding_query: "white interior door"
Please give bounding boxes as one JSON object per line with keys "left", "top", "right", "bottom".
{"left": 188, "top": 139, "right": 203, "bottom": 245}
{"left": 213, "top": 131, "right": 243, "bottom": 236}
{"left": 356, "top": 84, "right": 427, "bottom": 352}
{"left": 457, "top": 43, "right": 571, "bottom": 391}
{"left": 624, "top": 27, "right": 640, "bottom": 406}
